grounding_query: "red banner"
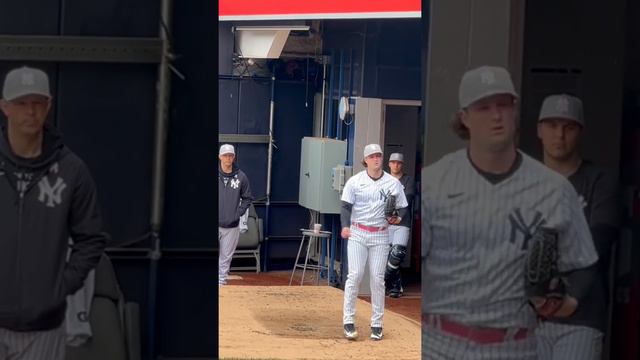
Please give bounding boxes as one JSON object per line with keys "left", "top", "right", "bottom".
{"left": 219, "top": 0, "right": 421, "bottom": 20}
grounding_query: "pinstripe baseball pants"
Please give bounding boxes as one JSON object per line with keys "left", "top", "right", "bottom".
{"left": 218, "top": 226, "right": 240, "bottom": 285}
{"left": 536, "top": 321, "right": 603, "bottom": 360}
{"left": 422, "top": 319, "right": 537, "bottom": 360}
{"left": 0, "top": 326, "right": 65, "bottom": 360}
{"left": 388, "top": 225, "right": 410, "bottom": 247}
{"left": 343, "top": 226, "right": 389, "bottom": 328}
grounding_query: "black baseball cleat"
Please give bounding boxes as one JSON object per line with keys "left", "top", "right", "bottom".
{"left": 370, "top": 327, "right": 383, "bottom": 340}
{"left": 389, "top": 279, "right": 403, "bottom": 298}
{"left": 344, "top": 323, "right": 358, "bottom": 340}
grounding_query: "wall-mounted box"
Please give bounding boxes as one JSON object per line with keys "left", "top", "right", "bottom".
{"left": 298, "top": 137, "right": 347, "bottom": 214}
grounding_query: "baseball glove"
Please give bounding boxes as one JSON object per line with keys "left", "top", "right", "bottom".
{"left": 384, "top": 194, "right": 398, "bottom": 218}
{"left": 524, "top": 227, "right": 570, "bottom": 318}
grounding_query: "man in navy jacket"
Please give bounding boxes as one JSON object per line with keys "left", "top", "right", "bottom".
{"left": 0, "top": 66, "right": 108, "bottom": 359}
{"left": 218, "top": 144, "right": 253, "bottom": 286}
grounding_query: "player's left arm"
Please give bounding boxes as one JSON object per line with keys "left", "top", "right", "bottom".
{"left": 588, "top": 170, "right": 621, "bottom": 261}
{"left": 404, "top": 175, "right": 416, "bottom": 201}
{"left": 66, "top": 162, "right": 109, "bottom": 296}
{"left": 237, "top": 172, "right": 254, "bottom": 218}
{"left": 559, "top": 171, "right": 621, "bottom": 308}
{"left": 542, "top": 181, "right": 599, "bottom": 318}
{"left": 556, "top": 181, "right": 599, "bottom": 272}
{"left": 389, "top": 180, "right": 409, "bottom": 225}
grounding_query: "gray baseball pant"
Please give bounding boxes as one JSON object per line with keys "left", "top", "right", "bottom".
{"left": 535, "top": 321, "right": 603, "bottom": 360}
{"left": 0, "top": 325, "right": 65, "bottom": 360}
{"left": 218, "top": 226, "right": 240, "bottom": 285}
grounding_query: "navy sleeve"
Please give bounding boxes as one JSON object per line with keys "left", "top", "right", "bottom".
{"left": 403, "top": 175, "right": 416, "bottom": 200}
{"left": 397, "top": 207, "right": 408, "bottom": 219}
{"left": 589, "top": 171, "right": 621, "bottom": 259}
{"left": 341, "top": 201, "right": 352, "bottom": 229}
{"left": 64, "top": 162, "right": 109, "bottom": 296}
{"left": 564, "top": 264, "right": 598, "bottom": 301}
{"left": 564, "top": 168, "right": 620, "bottom": 302}
{"left": 236, "top": 171, "right": 253, "bottom": 218}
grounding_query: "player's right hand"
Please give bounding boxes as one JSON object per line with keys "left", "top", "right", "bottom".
{"left": 341, "top": 227, "right": 351, "bottom": 239}
{"left": 532, "top": 295, "right": 578, "bottom": 319}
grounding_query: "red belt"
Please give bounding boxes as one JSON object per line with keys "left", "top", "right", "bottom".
{"left": 352, "top": 222, "right": 387, "bottom": 232}
{"left": 422, "top": 314, "right": 529, "bottom": 344}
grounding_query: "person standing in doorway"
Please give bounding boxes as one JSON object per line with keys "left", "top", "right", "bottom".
{"left": 535, "top": 94, "right": 620, "bottom": 360}
{"left": 0, "top": 66, "right": 108, "bottom": 360}
{"left": 218, "top": 144, "right": 253, "bottom": 286}
{"left": 385, "top": 152, "right": 415, "bottom": 298}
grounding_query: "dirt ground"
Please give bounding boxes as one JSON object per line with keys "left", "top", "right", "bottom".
{"left": 219, "top": 286, "right": 421, "bottom": 360}
{"left": 226, "top": 271, "right": 422, "bottom": 323}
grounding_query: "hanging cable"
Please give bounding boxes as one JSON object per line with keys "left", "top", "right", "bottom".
{"left": 305, "top": 55, "right": 310, "bottom": 108}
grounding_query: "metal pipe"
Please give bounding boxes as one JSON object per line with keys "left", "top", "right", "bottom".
{"left": 326, "top": 50, "right": 335, "bottom": 138}
{"left": 305, "top": 56, "right": 309, "bottom": 107}
{"left": 263, "top": 65, "right": 276, "bottom": 271}
{"left": 336, "top": 50, "right": 344, "bottom": 140}
{"left": 266, "top": 69, "right": 276, "bottom": 201}
{"left": 349, "top": 49, "right": 354, "bottom": 101}
{"left": 148, "top": 0, "right": 172, "bottom": 358}
{"left": 329, "top": 216, "right": 337, "bottom": 284}
{"left": 320, "top": 59, "right": 327, "bottom": 137}
{"left": 150, "top": 0, "right": 172, "bottom": 233}
{"left": 280, "top": 51, "right": 326, "bottom": 61}
{"left": 217, "top": 74, "right": 271, "bottom": 81}
{"left": 346, "top": 48, "right": 355, "bottom": 166}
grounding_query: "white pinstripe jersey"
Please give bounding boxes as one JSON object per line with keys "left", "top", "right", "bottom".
{"left": 341, "top": 170, "right": 408, "bottom": 228}
{"left": 421, "top": 149, "right": 598, "bottom": 328}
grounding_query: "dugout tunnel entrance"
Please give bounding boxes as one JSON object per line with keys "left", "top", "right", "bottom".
{"left": 220, "top": 14, "right": 424, "bottom": 295}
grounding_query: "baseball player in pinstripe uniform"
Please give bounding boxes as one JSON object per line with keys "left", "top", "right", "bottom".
{"left": 535, "top": 94, "right": 620, "bottom": 360}
{"left": 385, "top": 152, "right": 415, "bottom": 298}
{"left": 340, "top": 144, "right": 408, "bottom": 341}
{"left": 421, "top": 66, "right": 599, "bottom": 359}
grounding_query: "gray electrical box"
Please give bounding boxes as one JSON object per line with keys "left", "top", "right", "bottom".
{"left": 332, "top": 165, "right": 353, "bottom": 193}
{"left": 298, "top": 137, "right": 347, "bottom": 214}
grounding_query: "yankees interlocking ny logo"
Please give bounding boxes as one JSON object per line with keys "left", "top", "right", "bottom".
{"left": 508, "top": 208, "right": 546, "bottom": 250}
{"left": 480, "top": 70, "right": 496, "bottom": 85}
{"left": 38, "top": 176, "right": 67, "bottom": 208}
{"left": 21, "top": 72, "right": 35, "bottom": 85}
{"left": 379, "top": 189, "right": 391, "bottom": 201}
{"left": 230, "top": 178, "right": 240, "bottom": 189}
{"left": 556, "top": 96, "right": 570, "bottom": 113}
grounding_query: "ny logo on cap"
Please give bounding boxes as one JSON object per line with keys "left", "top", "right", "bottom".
{"left": 480, "top": 70, "right": 496, "bottom": 85}
{"left": 21, "top": 72, "right": 35, "bottom": 86}
{"left": 555, "top": 97, "right": 570, "bottom": 113}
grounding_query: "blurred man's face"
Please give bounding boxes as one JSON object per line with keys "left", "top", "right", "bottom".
{"left": 0, "top": 94, "right": 51, "bottom": 137}
{"left": 365, "top": 153, "right": 383, "bottom": 171}
{"left": 537, "top": 118, "right": 582, "bottom": 161}
{"left": 389, "top": 160, "right": 403, "bottom": 175}
{"left": 219, "top": 153, "right": 235, "bottom": 168}
{"left": 461, "top": 94, "right": 517, "bottom": 153}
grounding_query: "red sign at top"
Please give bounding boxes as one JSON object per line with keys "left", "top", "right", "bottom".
{"left": 219, "top": 0, "right": 421, "bottom": 20}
